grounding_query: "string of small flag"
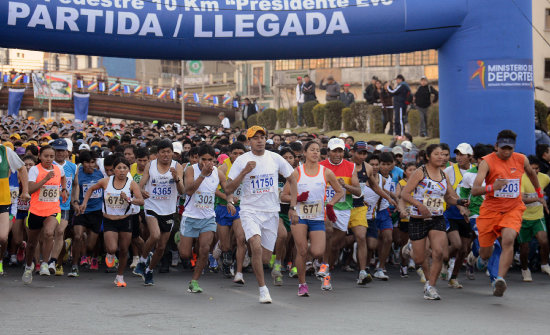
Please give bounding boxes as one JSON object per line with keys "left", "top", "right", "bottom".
{"left": 2, "top": 73, "right": 244, "bottom": 107}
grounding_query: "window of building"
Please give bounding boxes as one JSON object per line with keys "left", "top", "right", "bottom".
{"left": 545, "top": 58, "right": 550, "bottom": 79}
{"left": 546, "top": 9, "right": 550, "bottom": 30}
{"left": 161, "top": 60, "right": 181, "bottom": 75}
{"left": 253, "top": 67, "right": 264, "bottom": 85}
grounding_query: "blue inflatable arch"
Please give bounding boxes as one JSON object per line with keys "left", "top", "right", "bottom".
{"left": 0, "top": 0, "right": 534, "bottom": 153}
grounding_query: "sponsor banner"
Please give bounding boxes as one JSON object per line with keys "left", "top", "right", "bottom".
{"left": 468, "top": 59, "right": 533, "bottom": 90}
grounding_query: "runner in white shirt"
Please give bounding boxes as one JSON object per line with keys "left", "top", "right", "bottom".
{"left": 135, "top": 140, "right": 185, "bottom": 286}
{"left": 226, "top": 126, "right": 298, "bottom": 304}
{"left": 80, "top": 157, "right": 144, "bottom": 287}
{"left": 179, "top": 144, "right": 236, "bottom": 293}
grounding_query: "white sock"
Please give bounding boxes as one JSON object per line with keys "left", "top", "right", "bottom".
{"left": 139, "top": 256, "right": 147, "bottom": 263}
{"left": 116, "top": 275, "right": 124, "bottom": 282}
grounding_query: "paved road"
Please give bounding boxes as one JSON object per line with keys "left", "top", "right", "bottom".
{"left": 1, "top": 265, "right": 549, "bottom": 334}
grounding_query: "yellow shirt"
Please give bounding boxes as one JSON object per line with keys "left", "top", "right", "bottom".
{"left": 521, "top": 172, "right": 550, "bottom": 220}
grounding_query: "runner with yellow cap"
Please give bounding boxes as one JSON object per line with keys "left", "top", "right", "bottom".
{"left": 226, "top": 126, "right": 298, "bottom": 303}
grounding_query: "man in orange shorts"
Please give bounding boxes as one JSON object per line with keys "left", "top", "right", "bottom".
{"left": 472, "top": 130, "right": 542, "bottom": 297}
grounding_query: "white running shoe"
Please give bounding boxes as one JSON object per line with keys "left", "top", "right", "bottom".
{"left": 373, "top": 268, "right": 389, "bottom": 281}
{"left": 541, "top": 264, "right": 550, "bottom": 276}
{"left": 40, "top": 262, "right": 50, "bottom": 276}
{"left": 521, "top": 268, "right": 532, "bottom": 282}
{"left": 417, "top": 268, "right": 427, "bottom": 283}
{"left": 259, "top": 289, "right": 272, "bottom": 304}
{"left": 243, "top": 252, "right": 251, "bottom": 268}
{"left": 233, "top": 272, "right": 245, "bottom": 285}
{"left": 130, "top": 256, "right": 139, "bottom": 269}
{"left": 212, "top": 241, "right": 222, "bottom": 260}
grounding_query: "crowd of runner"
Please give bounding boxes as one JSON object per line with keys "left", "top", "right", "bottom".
{"left": 1, "top": 115, "right": 549, "bottom": 303}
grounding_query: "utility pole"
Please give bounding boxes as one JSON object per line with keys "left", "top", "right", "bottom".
{"left": 181, "top": 60, "right": 186, "bottom": 125}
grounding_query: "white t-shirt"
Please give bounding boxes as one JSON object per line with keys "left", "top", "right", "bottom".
{"left": 221, "top": 117, "right": 230, "bottom": 129}
{"left": 444, "top": 164, "right": 471, "bottom": 193}
{"left": 28, "top": 164, "right": 65, "bottom": 182}
{"left": 228, "top": 151, "right": 293, "bottom": 213}
{"left": 2, "top": 146, "right": 25, "bottom": 172}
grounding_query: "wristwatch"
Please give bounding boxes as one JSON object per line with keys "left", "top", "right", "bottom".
{"left": 290, "top": 206, "right": 297, "bottom": 211}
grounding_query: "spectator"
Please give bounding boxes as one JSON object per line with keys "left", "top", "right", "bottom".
{"left": 536, "top": 144, "right": 550, "bottom": 174}
{"left": 339, "top": 84, "right": 355, "bottom": 107}
{"left": 378, "top": 80, "right": 394, "bottom": 135}
{"left": 302, "top": 75, "right": 317, "bottom": 102}
{"left": 319, "top": 75, "right": 340, "bottom": 101}
{"left": 218, "top": 112, "right": 230, "bottom": 129}
{"left": 385, "top": 74, "right": 411, "bottom": 137}
{"left": 364, "top": 76, "right": 378, "bottom": 104}
{"left": 296, "top": 76, "right": 305, "bottom": 127}
{"left": 241, "top": 98, "right": 257, "bottom": 129}
{"left": 414, "top": 76, "right": 439, "bottom": 137}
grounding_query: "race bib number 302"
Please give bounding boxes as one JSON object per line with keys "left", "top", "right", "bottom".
{"left": 250, "top": 174, "right": 274, "bottom": 194}
{"left": 194, "top": 191, "right": 214, "bottom": 209}
{"left": 494, "top": 179, "right": 520, "bottom": 199}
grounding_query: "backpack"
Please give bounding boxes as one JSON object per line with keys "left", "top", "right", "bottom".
{"left": 405, "top": 88, "right": 413, "bottom": 105}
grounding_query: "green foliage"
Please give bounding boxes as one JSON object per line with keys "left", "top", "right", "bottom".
{"left": 342, "top": 107, "right": 354, "bottom": 131}
{"left": 350, "top": 102, "right": 369, "bottom": 132}
{"left": 367, "top": 105, "right": 384, "bottom": 134}
{"left": 233, "top": 119, "right": 244, "bottom": 129}
{"left": 258, "top": 108, "right": 277, "bottom": 130}
{"left": 407, "top": 109, "right": 420, "bottom": 137}
{"left": 536, "top": 99, "right": 548, "bottom": 132}
{"left": 312, "top": 104, "right": 327, "bottom": 129}
{"left": 302, "top": 100, "right": 317, "bottom": 127}
{"left": 247, "top": 113, "right": 259, "bottom": 127}
{"left": 291, "top": 106, "right": 298, "bottom": 128}
{"left": 324, "top": 100, "right": 345, "bottom": 131}
{"left": 427, "top": 104, "right": 439, "bottom": 138}
{"left": 276, "top": 108, "right": 289, "bottom": 129}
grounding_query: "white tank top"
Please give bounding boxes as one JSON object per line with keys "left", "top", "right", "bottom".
{"left": 364, "top": 174, "right": 384, "bottom": 220}
{"left": 183, "top": 164, "right": 219, "bottom": 219}
{"left": 144, "top": 160, "right": 179, "bottom": 215}
{"left": 103, "top": 176, "right": 132, "bottom": 216}
{"left": 379, "top": 175, "right": 392, "bottom": 211}
{"left": 297, "top": 164, "right": 327, "bottom": 221}
{"left": 410, "top": 166, "right": 447, "bottom": 217}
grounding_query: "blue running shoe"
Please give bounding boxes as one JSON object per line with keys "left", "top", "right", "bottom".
{"left": 133, "top": 261, "right": 146, "bottom": 279}
{"left": 209, "top": 254, "right": 219, "bottom": 273}
{"left": 144, "top": 270, "right": 154, "bottom": 286}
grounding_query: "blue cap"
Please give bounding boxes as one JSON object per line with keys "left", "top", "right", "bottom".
{"left": 51, "top": 138, "right": 68, "bottom": 150}
{"left": 497, "top": 137, "right": 515, "bottom": 149}
{"left": 353, "top": 141, "right": 368, "bottom": 152}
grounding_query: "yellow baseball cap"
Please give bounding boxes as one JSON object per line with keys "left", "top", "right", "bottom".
{"left": 10, "top": 133, "right": 21, "bottom": 140}
{"left": 91, "top": 141, "right": 102, "bottom": 148}
{"left": 246, "top": 125, "right": 266, "bottom": 139}
{"left": 104, "top": 131, "right": 113, "bottom": 138}
{"left": 21, "top": 142, "right": 31, "bottom": 148}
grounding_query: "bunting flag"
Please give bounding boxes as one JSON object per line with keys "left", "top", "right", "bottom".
{"left": 98, "top": 82, "right": 106, "bottom": 92}
{"left": 109, "top": 83, "right": 120, "bottom": 92}
{"left": 8, "top": 88, "right": 25, "bottom": 117}
{"left": 203, "top": 93, "right": 213, "bottom": 101}
{"left": 169, "top": 89, "right": 176, "bottom": 100}
{"left": 124, "top": 85, "right": 131, "bottom": 94}
{"left": 87, "top": 81, "right": 98, "bottom": 91}
{"left": 12, "top": 74, "right": 23, "bottom": 84}
{"left": 193, "top": 93, "right": 200, "bottom": 103}
{"left": 146, "top": 86, "right": 153, "bottom": 95}
{"left": 23, "top": 75, "right": 30, "bottom": 84}
{"left": 233, "top": 100, "right": 239, "bottom": 108}
{"left": 157, "top": 89, "right": 167, "bottom": 99}
{"left": 223, "top": 96, "right": 231, "bottom": 105}
{"left": 74, "top": 92, "right": 90, "bottom": 121}
{"left": 183, "top": 92, "right": 189, "bottom": 102}
{"left": 3, "top": 74, "right": 9, "bottom": 83}
{"left": 77, "top": 80, "right": 84, "bottom": 89}
{"left": 213, "top": 96, "right": 219, "bottom": 105}
{"left": 134, "top": 85, "right": 143, "bottom": 93}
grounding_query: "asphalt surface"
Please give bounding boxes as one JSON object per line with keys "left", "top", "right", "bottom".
{"left": 1, "top": 264, "right": 549, "bottom": 334}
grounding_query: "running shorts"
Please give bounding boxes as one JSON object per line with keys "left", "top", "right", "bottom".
{"left": 518, "top": 218, "right": 547, "bottom": 244}
{"left": 74, "top": 210, "right": 103, "bottom": 234}
{"left": 26, "top": 212, "right": 60, "bottom": 230}
{"left": 103, "top": 216, "right": 132, "bottom": 233}
{"left": 408, "top": 216, "right": 446, "bottom": 241}
{"left": 239, "top": 210, "right": 279, "bottom": 251}
{"left": 297, "top": 219, "right": 325, "bottom": 232}
{"left": 180, "top": 216, "right": 216, "bottom": 238}
{"left": 332, "top": 209, "right": 351, "bottom": 232}
{"left": 145, "top": 210, "right": 175, "bottom": 233}
{"left": 215, "top": 204, "right": 240, "bottom": 227}
{"left": 348, "top": 206, "right": 368, "bottom": 228}
{"left": 476, "top": 206, "right": 524, "bottom": 248}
